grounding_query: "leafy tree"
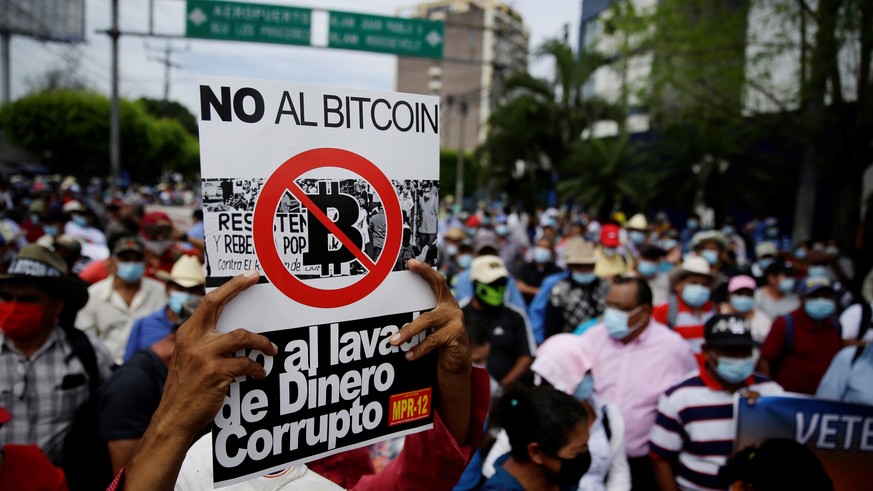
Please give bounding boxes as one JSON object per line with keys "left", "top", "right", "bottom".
{"left": 0, "top": 89, "right": 199, "bottom": 181}
{"left": 137, "top": 97, "right": 199, "bottom": 136}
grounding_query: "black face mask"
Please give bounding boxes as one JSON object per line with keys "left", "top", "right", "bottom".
{"left": 547, "top": 451, "right": 592, "bottom": 487}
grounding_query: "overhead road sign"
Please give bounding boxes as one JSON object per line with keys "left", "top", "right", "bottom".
{"left": 328, "top": 10, "right": 444, "bottom": 59}
{"left": 186, "top": 0, "right": 311, "bottom": 46}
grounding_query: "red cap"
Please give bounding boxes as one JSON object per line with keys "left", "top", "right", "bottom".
{"left": 601, "top": 224, "right": 621, "bottom": 247}
{"left": 141, "top": 211, "right": 172, "bottom": 229}
{"left": 0, "top": 407, "right": 11, "bottom": 424}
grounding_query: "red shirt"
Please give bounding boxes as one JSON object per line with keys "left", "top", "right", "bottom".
{"left": 0, "top": 444, "right": 68, "bottom": 491}
{"left": 652, "top": 297, "right": 717, "bottom": 355}
{"left": 760, "top": 308, "right": 843, "bottom": 394}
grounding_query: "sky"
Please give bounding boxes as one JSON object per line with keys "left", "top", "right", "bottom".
{"left": 7, "top": 0, "right": 582, "bottom": 114}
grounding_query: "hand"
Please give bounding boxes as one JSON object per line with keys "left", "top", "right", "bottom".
{"left": 158, "top": 270, "right": 278, "bottom": 434}
{"left": 389, "top": 259, "right": 470, "bottom": 375}
{"left": 743, "top": 390, "right": 762, "bottom": 406}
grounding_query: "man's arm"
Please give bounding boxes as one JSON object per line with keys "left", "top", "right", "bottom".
{"left": 651, "top": 458, "right": 679, "bottom": 491}
{"left": 108, "top": 439, "right": 140, "bottom": 475}
{"left": 499, "top": 355, "right": 533, "bottom": 387}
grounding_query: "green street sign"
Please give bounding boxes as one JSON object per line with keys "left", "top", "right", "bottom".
{"left": 186, "top": 0, "right": 311, "bottom": 46}
{"left": 328, "top": 11, "right": 444, "bottom": 59}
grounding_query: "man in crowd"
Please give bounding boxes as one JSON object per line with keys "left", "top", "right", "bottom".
{"left": 595, "top": 224, "right": 633, "bottom": 278}
{"left": 452, "top": 235, "right": 527, "bottom": 311}
{"left": 75, "top": 237, "right": 167, "bottom": 363}
{"left": 460, "top": 255, "right": 535, "bottom": 388}
{"left": 758, "top": 276, "right": 843, "bottom": 394}
{"left": 816, "top": 342, "right": 873, "bottom": 405}
{"left": 417, "top": 181, "right": 439, "bottom": 248}
{"left": 634, "top": 245, "right": 670, "bottom": 305}
{"left": 690, "top": 230, "right": 738, "bottom": 302}
{"left": 754, "top": 260, "right": 800, "bottom": 319}
{"left": 650, "top": 315, "right": 783, "bottom": 491}
{"left": 653, "top": 256, "right": 719, "bottom": 354}
{"left": 0, "top": 245, "right": 115, "bottom": 463}
{"left": 577, "top": 277, "right": 697, "bottom": 490}
{"left": 543, "top": 238, "right": 610, "bottom": 339}
{"left": 516, "top": 237, "right": 562, "bottom": 304}
{"left": 720, "top": 275, "right": 773, "bottom": 345}
{"left": 123, "top": 255, "right": 206, "bottom": 361}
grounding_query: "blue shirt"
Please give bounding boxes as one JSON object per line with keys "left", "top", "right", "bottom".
{"left": 527, "top": 271, "right": 569, "bottom": 344}
{"left": 123, "top": 307, "right": 174, "bottom": 362}
{"left": 816, "top": 344, "right": 873, "bottom": 405}
{"left": 482, "top": 453, "right": 524, "bottom": 491}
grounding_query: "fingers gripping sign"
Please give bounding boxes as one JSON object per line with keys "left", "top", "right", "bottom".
{"left": 164, "top": 270, "right": 279, "bottom": 434}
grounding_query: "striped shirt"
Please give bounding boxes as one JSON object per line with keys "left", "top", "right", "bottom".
{"left": 653, "top": 298, "right": 717, "bottom": 354}
{"left": 0, "top": 327, "right": 115, "bottom": 463}
{"left": 649, "top": 369, "right": 783, "bottom": 491}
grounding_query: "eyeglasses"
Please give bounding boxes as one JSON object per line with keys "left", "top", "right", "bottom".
{"left": 13, "top": 360, "right": 29, "bottom": 400}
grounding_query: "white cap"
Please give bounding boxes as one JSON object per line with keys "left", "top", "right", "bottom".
{"left": 471, "top": 255, "right": 509, "bottom": 284}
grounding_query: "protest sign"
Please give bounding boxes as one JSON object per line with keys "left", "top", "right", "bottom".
{"left": 198, "top": 76, "right": 441, "bottom": 487}
{"left": 736, "top": 395, "right": 873, "bottom": 491}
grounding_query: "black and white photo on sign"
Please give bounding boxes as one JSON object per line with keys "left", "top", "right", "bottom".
{"left": 201, "top": 177, "right": 439, "bottom": 279}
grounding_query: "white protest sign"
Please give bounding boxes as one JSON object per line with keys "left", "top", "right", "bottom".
{"left": 198, "top": 76, "right": 440, "bottom": 487}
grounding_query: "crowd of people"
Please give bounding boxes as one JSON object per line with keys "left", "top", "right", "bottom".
{"left": 0, "top": 174, "right": 867, "bottom": 490}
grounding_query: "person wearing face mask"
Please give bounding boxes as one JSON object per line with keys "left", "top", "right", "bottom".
{"left": 75, "top": 237, "right": 168, "bottom": 363}
{"left": 496, "top": 221, "right": 525, "bottom": 278}
{"left": 625, "top": 214, "right": 650, "bottom": 260}
{"left": 484, "top": 334, "right": 630, "bottom": 491}
{"left": 0, "top": 245, "right": 115, "bottom": 464}
{"left": 650, "top": 315, "right": 783, "bottom": 491}
{"left": 453, "top": 236, "right": 528, "bottom": 312}
{"left": 139, "top": 211, "right": 190, "bottom": 279}
{"left": 517, "top": 238, "right": 563, "bottom": 305}
{"left": 653, "top": 256, "right": 719, "bottom": 355}
{"left": 483, "top": 385, "right": 592, "bottom": 491}
{"left": 720, "top": 275, "right": 772, "bottom": 344}
{"left": 577, "top": 277, "right": 696, "bottom": 490}
{"left": 595, "top": 225, "right": 633, "bottom": 279}
{"left": 690, "top": 231, "right": 739, "bottom": 304}
{"left": 758, "top": 276, "right": 844, "bottom": 394}
{"left": 633, "top": 246, "right": 670, "bottom": 306}
{"left": 679, "top": 214, "right": 702, "bottom": 253}
{"left": 122, "top": 255, "right": 206, "bottom": 362}
{"left": 460, "top": 255, "right": 535, "bottom": 388}
{"left": 439, "top": 227, "right": 467, "bottom": 280}
{"left": 62, "top": 201, "right": 107, "bottom": 255}
{"left": 749, "top": 241, "right": 777, "bottom": 285}
{"left": 544, "top": 239, "right": 611, "bottom": 340}
{"left": 753, "top": 261, "right": 800, "bottom": 319}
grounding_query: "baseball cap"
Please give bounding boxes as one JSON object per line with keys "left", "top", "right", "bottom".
{"left": 113, "top": 237, "right": 145, "bottom": 256}
{"left": 474, "top": 232, "right": 500, "bottom": 255}
{"left": 471, "top": 255, "right": 509, "bottom": 284}
{"left": 704, "top": 314, "right": 754, "bottom": 348}
{"left": 755, "top": 241, "right": 778, "bottom": 258}
{"left": 797, "top": 276, "right": 834, "bottom": 295}
{"left": 600, "top": 224, "right": 621, "bottom": 247}
{"left": 728, "top": 275, "right": 757, "bottom": 293}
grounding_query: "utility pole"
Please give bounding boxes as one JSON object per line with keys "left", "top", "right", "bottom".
{"left": 147, "top": 42, "right": 186, "bottom": 112}
{"left": 1, "top": 30, "right": 9, "bottom": 104}
{"left": 109, "top": 0, "right": 121, "bottom": 192}
{"left": 455, "top": 100, "right": 468, "bottom": 209}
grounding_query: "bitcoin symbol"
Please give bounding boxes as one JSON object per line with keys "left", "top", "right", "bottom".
{"left": 302, "top": 181, "right": 363, "bottom": 277}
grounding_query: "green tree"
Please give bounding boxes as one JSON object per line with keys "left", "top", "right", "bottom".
{"left": 480, "top": 39, "right": 621, "bottom": 209}
{"left": 0, "top": 89, "right": 199, "bottom": 181}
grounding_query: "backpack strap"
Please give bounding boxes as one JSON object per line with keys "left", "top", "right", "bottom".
{"left": 62, "top": 325, "right": 102, "bottom": 395}
{"left": 667, "top": 295, "right": 679, "bottom": 329}
{"left": 860, "top": 303, "right": 873, "bottom": 340}
{"left": 851, "top": 345, "right": 866, "bottom": 366}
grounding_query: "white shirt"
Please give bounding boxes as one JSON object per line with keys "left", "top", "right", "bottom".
{"left": 75, "top": 276, "right": 167, "bottom": 363}
{"left": 838, "top": 303, "right": 873, "bottom": 343}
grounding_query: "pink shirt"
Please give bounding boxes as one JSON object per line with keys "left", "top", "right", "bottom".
{"left": 578, "top": 321, "right": 697, "bottom": 457}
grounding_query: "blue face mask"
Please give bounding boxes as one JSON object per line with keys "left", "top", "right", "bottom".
{"left": 659, "top": 260, "right": 674, "bottom": 273}
{"left": 604, "top": 306, "right": 643, "bottom": 340}
{"left": 72, "top": 215, "right": 88, "bottom": 227}
{"left": 533, "top": 247, "right": 552, "bottom": 264}
{"left": 496, "top": 225, "right": 509, "bottom": 237}
{"left": 661, "top": 239, "right": 678, "bottom": 251}
{"left": 722, "top": 226, "right": 735, "bottom": 236}
{"left": 758, "top": 258, "right": 774, "bottom": 271}
{"left": 778, "top": 277, "right": 796, "bottom": 294}
{"left": 116, "top": 261, "right": 145, "bottom": 284}
{"left": 701, "top": 249, "right": 720, "bottom": 265}
{"left": 602, "top": 247, "right": 617, "bottom": 258}
{"left": 687, "top": 219, "right": 699, "bottom": 230}
{"left": 682, "top": 284, "right": 711, "bottom": 308}
{"left": 457, "top": 254, "right": 473, "bottom": 270}
{"left": 715, "top": 356, "right": 755, "bottom": 384}
{"left": 805, "top": 298, "right": 836, "bottom": 320}
{"left": 766, "top": 227, "right": 779, "bottom": 238}
{"left": 794, "top": 248, "right": 807, "bottom": 260}
{"left": 445, "top": 244, "right": 459, "bottom": 257}
{"left": 730, "top": 295, "right": 755, "bottom": 313}
{"left": 573, "top": 374, "right": 595, "bottom": 401}
{"left": 168, "top": 291, "right": 191, "bottom": 315}
{"left": 572, "top": 272, "right": 597, "bottom": 285}
{"left": 43, "top": 225, "right": 60, "bottom": 237}
{"left": 638, "top": 260, "right": 658, "bottom": 277}
{"left": 808, "top": 266, "right": 829, "bottom": 278}
{"left": 629, "top": 231, "right": 646, "bottom": 245}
